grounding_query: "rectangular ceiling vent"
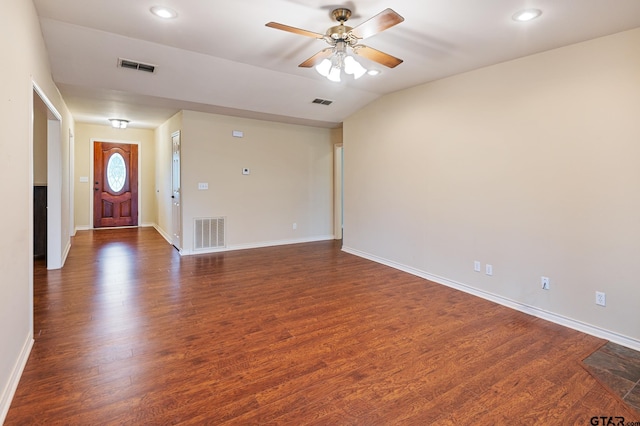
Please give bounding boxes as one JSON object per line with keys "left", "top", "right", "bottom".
{"left": 312, "top": 98, "right": 333, "bottom": 106}
{"left": 194, "top": 217, "right": 226, "bottom": 250}
{"left": 118, "top": 58, "right": 156, "bottom": 74}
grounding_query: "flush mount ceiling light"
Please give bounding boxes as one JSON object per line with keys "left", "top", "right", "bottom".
{"left": 109, "top": 119, "right": 129, "bottom": 129}
{"left": 150, "top": 6, "right": 178, "bottom": 19}
{"left": 512, "top": 9, "right": 542, "bottom": 22}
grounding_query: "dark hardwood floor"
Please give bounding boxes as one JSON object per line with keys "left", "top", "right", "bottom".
{"left": 6, "top": 227, "right": 638, "bottom": 424}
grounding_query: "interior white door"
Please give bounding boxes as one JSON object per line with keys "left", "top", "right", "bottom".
{"left": 171, "top": 131, "right": 181, "bottom": 249}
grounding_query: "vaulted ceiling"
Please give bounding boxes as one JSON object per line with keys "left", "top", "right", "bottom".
{"left": 33, "top": 0, "right": 640, "bottom": 129}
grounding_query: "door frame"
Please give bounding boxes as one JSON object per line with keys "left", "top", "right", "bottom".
{"left": 89, "top": 139, "right": 142, "bottom": 228}
{"left": 33, "top": 82, "right": 64, "bottom": 270}
{"left": 334, "top": 143, "right": 344, "bottom": 239}
{"left": 171, "top": 130, "right": 182, "bottom": 250}
{"left": 68, "top": 129, "right": 75, "bottom": 236}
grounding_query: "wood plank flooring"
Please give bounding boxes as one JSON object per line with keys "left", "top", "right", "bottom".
{"left": 6, "top": 227, "right": 638, "bottom": 424}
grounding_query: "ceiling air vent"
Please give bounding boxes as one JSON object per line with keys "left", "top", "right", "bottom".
{"left": 312, "top": 98, "right": 333, "bottom": 106}
{"left": 118, "top": 58, "right": 156, "bottom": 73}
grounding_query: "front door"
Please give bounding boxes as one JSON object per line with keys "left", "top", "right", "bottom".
{"left": 94, "top": 141, "right": 138, "bottom": 228}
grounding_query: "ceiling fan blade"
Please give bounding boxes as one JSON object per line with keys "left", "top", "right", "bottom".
{"left": 349, "top": 8, "right": 404, "bottom": 40}
{"left": 299, "top": 48, "right": 333, "bottom": 68}
{"left": 266, "top": 22, "right": 325, "bottom": 39}
{"left": 354, "top": 45, "right": 403, "bottom": 68}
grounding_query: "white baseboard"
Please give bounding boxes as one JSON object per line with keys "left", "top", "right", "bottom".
{"left": 76, "top": 224, "right": 158, "bottom": 232}
{"left": 342, "top": 246, "right": 640, "bottom": 352}
{"left": 61, "top": 238, "right": 71, "bottom": 267}
{"left": 0, "top": 334, "right": 34, "bottom": 424}
{"left": 152, "top": 224, "right": 173, "bottom": 246}
{"left": 181, "top": 235, "right": 335, "bottom": 256}
{"left": 228, "top": 235, "right": 335, "bottom": 252}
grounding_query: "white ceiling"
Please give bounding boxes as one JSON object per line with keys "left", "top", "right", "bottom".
{"left": 33, "top": 0, "right": 640, "bottom": 129}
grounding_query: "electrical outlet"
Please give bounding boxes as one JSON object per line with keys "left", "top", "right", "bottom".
{"left": 541, "top": 276, "right": 550, "bottom": 290}
{"left": 474, "top": 261, "right": 481, "bottom": 272}
{"left": 292, "top": 222, "right": 297, "bottom": 230}
{"left": 595, "top": 291, "right": 606, "bottom": 307}
{"left": 485, "top": 264, "right": 493, "bottom": 276}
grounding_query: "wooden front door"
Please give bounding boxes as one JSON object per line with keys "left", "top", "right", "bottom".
{"left": 94, "top": 142, "right": 138, "bottom": 228}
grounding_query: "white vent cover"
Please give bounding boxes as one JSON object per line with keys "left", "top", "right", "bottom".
{"left": 194, "top": 217, "right": 225, "bottom": 250}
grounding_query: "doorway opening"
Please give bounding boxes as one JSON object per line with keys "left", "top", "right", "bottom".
{"left": 171, "top": 131, "right": 182, "bottom": 250}
{"left": 334, "top": 144, "right": 344, "bottom": 241}
{"left": 32, "top": 84, "right": 63, "bottom": 270}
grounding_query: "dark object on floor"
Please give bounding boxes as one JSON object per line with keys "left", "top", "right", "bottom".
{"left": 583, "top": 341, "right": 640, "bottom": 413}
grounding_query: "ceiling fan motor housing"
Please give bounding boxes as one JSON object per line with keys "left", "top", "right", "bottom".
{"left": 327, "top": 8, "right": 354, "bottom": 41}
{"left": 266, "top": 7, "right": 404, "bottom": 69}
{"left": 332, "top": 8, "right": 352, "bottom": 23}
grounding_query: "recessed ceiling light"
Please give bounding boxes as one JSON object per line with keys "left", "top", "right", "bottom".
{"left": 150, "top": 6, "right": 178, "bottom": 19}
{"left": 367, "top": 69, "right": 380, "bottom": 76}
{"left": 512, "top": 9, "right": 542, "bottom": 22}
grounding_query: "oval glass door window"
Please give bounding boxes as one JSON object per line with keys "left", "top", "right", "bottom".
{"left": 107, "top": 153, "right": 126, "bottom": 192}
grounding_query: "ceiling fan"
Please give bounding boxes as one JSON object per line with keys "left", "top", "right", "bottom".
{"left": 266, "top": 7, "right": 404, "bottom": 81}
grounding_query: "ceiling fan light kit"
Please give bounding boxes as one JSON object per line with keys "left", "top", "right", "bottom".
{"left": 343, "top": 56, "right": 367, "bottom": 78}
{"left": 266, "top": 7, "right": 404, "bottom": 82}
{"left": 315, "top": 41, "right": 367, "bottom": 82}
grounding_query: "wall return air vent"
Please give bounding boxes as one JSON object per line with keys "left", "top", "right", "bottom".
{"left": 118, "top": 58, "right": 156, "bottom": 73}
{"left": 194, "top": 217, "right": 226, "bottom": 250}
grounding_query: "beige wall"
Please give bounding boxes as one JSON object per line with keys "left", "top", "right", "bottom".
{"left": 344, "top": 28, "right": 640, "bottom": 346}
{"left": 330, "top": 127, "right": 343, "bottom": 146}
{"left": 179, "top": 110, "right": 333, "bottom": 254}
{"left": 74, "top": 124, "right": 157, "bottom": 229}
{"left": 0, "top": 0, "right": 74, "bottom": 420}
